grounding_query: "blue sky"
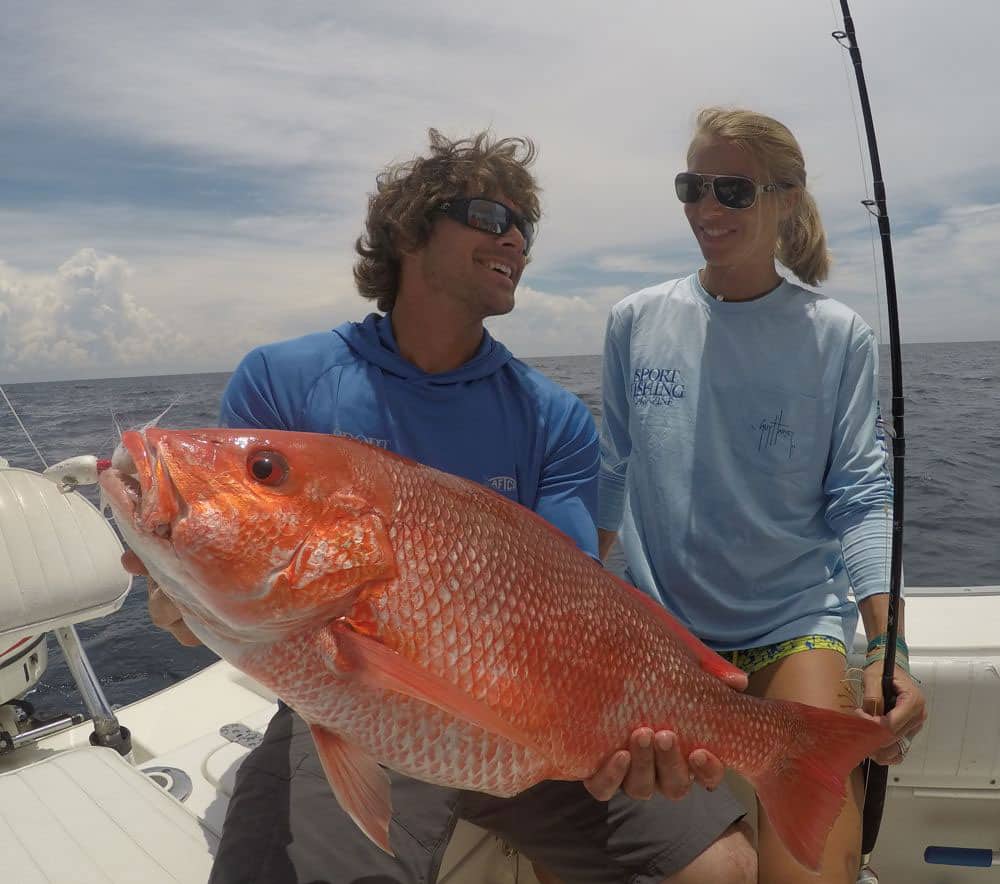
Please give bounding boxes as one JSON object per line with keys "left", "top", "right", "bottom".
{"left": 2, "top": 1, "right": 998, "bottom": 382}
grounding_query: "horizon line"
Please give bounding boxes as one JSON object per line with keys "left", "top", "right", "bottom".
{"left": 2, "top": 338, "right": 998, "bottom": 387}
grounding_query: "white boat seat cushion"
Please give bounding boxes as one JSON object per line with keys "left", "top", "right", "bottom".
{"left": 0, "top": 746, "right": 216, "bottom": 883}
{"left": 0, "top": 468, "right": 131, "bottom": 644}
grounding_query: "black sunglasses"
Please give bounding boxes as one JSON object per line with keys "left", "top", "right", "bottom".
{"left": 674, "top": 172, "right": 786, "bottom": 210}
{"left": 438, "top": 197, "right": 535, "bottom": 255}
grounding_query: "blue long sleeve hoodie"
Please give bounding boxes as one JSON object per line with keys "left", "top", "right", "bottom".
{"left": 220, "top": 313, "right": 599, "bottom": 556}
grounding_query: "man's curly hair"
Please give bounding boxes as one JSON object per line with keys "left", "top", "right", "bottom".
{"left": 354, "top": 128, "right": 540, "bottom": 312}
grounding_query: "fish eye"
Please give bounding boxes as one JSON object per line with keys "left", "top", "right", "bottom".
{"left": 247, "top": 450, "right": 289, "bottom": 487}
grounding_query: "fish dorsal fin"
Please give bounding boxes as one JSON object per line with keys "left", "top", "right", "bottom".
{"left": 614, "top": 575, "right": 747, "bottom": 688}
{"left": 309, "top": 724, "right": 394, "bottom": 854}
{"left": 324, "top": 620, "right": 540, "bottom": 751}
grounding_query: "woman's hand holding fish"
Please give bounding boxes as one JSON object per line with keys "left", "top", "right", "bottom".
{"left": 121, "top": 550, "right": 203, "bottom": 648}
{"left": 862, "top": 664, "right": 927, "bottom": 765}
{"left": 583, "top": 728, "right": 726, "bottom": 802}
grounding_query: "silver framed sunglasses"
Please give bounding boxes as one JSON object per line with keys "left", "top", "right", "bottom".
{"left": 674, "top": 172, "right": 788, "bottom": 210}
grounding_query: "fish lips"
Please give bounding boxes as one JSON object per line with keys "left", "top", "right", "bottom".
{"left": 100, "top": 431, "right": 232, "bottom": 633}
{"left": 100, "top": 428, "right": 185, "bottom": 545}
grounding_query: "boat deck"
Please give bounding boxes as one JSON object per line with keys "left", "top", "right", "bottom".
{"left": 1, "top": 586, "right": 998, "bottom": 882}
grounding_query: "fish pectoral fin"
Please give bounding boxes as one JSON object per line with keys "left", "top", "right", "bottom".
{"left": 309, "top": 724, "right": 394, "bottom": 855}
{"left": 328, "top": 621, "right": 538, "bottom": 751}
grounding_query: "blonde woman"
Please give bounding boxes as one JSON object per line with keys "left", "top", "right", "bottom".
{"left": 598, "top": 107, "right": 926, "bottom": 883}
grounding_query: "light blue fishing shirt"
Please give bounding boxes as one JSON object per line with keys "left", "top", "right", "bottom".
{"left": 598, "top": 273, "right": 893, "bottom": 651}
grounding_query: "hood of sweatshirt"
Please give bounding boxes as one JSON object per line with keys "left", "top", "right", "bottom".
{"left": 332, "top": 313, "right": 513, "bottom": 386}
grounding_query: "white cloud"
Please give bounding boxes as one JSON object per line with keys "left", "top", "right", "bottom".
{"left": 0, "top": 250, "right": 189, "bottom": 381}
{"left": 892, "top": 204, "right": 1000, "bottom": 342}
{"left": 594, "top": 254, "right": 681, "bottom": 276}
{"left": 803, "top": 202, "right": 1000, "bottom": 344}
{"left": 1, "top": 1, "right": 998, "bottom": 380}
{"left": 488, "top": 285, "right": 630, "bottom": 358}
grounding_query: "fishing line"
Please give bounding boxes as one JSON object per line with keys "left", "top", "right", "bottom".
{"left": 830, "top": 0, "right": 909, "bottom": 868}
{"left": 1, "top": 386, "right": 122, "bottom": 527}
{"left": 828, "top": 0, "right": 892, "bottom": 658}
{"left": 112, "top": 409, "right": 125, "bottom": 441}
{"left": 142, "top": 395, "right": 185, "bottom": 431}
{"left": 828, "top": 0, "right": 894, "bottom": 676}
{"left": 828, "top": 0, "right": 887, "bottom": 352}
{"left": 0, "top": 385, "right": 50, "bottom": 469}
{"left": 828, "top": 0, "right": 870, "bottom": 197}
{"left": 107, "top": 395, "right": 183, "bottom": 460}
{"left": 827, "top": 4, "right": 896, "bottom": 635}
{"left": 826, "top": 0, "right": 892, "bottom": 810}
{"left": 830, "top": 0, "right": 892, "bottom": 648}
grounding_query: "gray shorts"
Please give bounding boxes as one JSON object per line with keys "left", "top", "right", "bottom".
{"left": 209, "top": 704, "right": 745, "bottom": 884}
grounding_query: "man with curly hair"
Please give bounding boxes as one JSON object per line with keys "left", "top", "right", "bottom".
{"left": 134, "top": 129, "right": 755, "bottom": 883}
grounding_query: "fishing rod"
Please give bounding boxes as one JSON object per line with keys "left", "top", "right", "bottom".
{"left": 831, "top": 0, "right": 906, "bottom": 865}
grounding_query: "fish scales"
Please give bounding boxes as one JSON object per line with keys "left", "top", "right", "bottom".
{"left": 100, "top": 427, "right": 894, "bottom": 871}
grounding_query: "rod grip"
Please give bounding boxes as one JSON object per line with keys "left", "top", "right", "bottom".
{"left": 861, "top": 761, "right": 889, "bottom": 855}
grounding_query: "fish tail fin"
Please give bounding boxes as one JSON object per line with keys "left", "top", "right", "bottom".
{"left": 747, "top": 702, "right": 892, "bottom": 872}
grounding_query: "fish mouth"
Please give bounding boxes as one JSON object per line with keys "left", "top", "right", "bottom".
{"left": 99, "top": 428, "right": 306, "bottom": 643}
{"left": 99, "top": 431, "right": 226, "bottom": 629}
{"left": 99, "top": 429, "right": 183, "bottom": 544}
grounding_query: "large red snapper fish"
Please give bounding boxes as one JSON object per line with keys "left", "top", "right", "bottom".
{"left": 100, "top": 427, "right": 892, "bottom": 873}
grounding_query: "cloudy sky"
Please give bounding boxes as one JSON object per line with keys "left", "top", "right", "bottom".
{"left": 1, "top": 1, "right": 998, "bottom": 383}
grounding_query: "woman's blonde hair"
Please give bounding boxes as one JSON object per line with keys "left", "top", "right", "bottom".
{"left": 354, "top": 129, "right": 541, "bottom": 312}
{"left": 689, "top": 107, "right": 830, "bottom": 286}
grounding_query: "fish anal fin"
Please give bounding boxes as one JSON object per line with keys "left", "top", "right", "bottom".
{"left": 309, "top": 724, "right": 394, "bottom": 855}
{"left": 616, "top": 575, "right": 747, "bottom": 687}
{"left": 327, "top": 620, "right": 538, "bottom": 752}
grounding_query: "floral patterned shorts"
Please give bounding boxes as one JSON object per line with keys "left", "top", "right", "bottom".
{"left": 720, "top": 634, "right": 847, "bottom": 675}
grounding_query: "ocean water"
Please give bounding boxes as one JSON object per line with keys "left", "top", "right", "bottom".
{"left": 1, "top": 341, "right": 998, "bottom": 719}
